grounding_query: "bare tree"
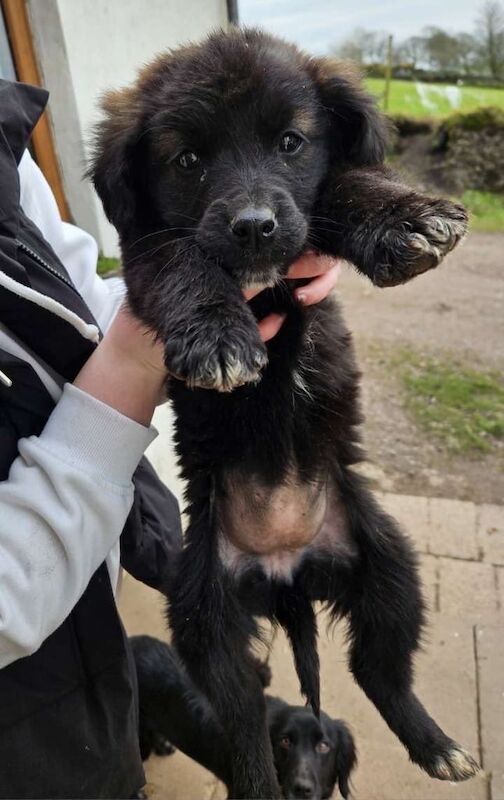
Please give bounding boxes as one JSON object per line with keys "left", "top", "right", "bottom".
{"left": 476, "top": 0, "right": 504, "bottom": 78}
{"left": 422, "top": 26, "right": 462, "bottom": 71}
{"left": 333, "top": 28, "right": 389, "bottom": 65}
{"left": 456, "top": 32, "right": 482, "bottom": 75}
{"left": 397, "top": 35, "right": 427, "bottom": 69}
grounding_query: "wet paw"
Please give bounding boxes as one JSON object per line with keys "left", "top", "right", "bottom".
{"left": 424, "top": 743, "right": 480, "bottom": 782}
{"left": 373, "top": 200, "right": 468, "bottom": 287}
{"left": 165, "top": 324, "right": 267, "bottom": 392}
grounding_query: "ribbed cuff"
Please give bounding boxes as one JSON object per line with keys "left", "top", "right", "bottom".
{"left": 38, "top": 383, "right": 157, "bottom": 487}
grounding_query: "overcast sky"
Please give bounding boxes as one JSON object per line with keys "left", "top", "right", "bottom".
{"left": 238, "top": 0, "right": 484, "bottom": 54}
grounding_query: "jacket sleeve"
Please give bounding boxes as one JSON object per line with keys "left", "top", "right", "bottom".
{"left": 17, "top": 150, "right": 183, "bottom": 593}
{"left": 120, "top": 457, "right": 183, "bottom": 591}
{"left": 0, "top": 384, "right": 157, "bottom": 668}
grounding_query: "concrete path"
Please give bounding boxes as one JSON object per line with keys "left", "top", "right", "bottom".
{"left": 118, "top": 408, "right": 504, "bottom": 800}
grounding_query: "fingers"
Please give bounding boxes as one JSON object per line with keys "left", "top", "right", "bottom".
{"left": 243, "top": 286, "right": 262, "bottom": 301}
{"left": 294, "top": 262, "right": 342, "bottom": 306}
{"left": 258, "top": 312, "right": 286, "bottom": 342}
{"left": 286, "top": 251, "right": 341, "bottom": 280}
{"left": 243, "top": 252, "right": 343, "bottom": 341}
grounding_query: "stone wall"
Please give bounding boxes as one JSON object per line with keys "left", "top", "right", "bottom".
{"left": 390, "top": 108, "right": 504, "bottom": 194}
{"left": 438, "top": 125, "right": 504, "bottom": 193}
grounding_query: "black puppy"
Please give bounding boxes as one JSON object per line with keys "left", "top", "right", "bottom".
{"left": 91, "top": 28, "right": 478, "bottom": 798}
{"left": 268, "top": 698, "right": 356, "bottom": 800}
{"left": 132, "top": 635, "right": 356, "bottom": 800}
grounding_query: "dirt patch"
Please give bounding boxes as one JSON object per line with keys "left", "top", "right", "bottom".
{"left": 337, "top": 231, "right": 504, "bottom": 504}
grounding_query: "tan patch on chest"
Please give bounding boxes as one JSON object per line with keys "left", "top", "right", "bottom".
{"left": 218, "top": 470, "right": 327, "bottom": 556}
{"left": 217, "top": 471, "right": 355, "bottom": 582}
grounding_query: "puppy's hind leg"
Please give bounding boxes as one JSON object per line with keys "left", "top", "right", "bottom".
{"left": 168, "top": 509, "right": 280, "bottom": 799}
{"left": 336, "top": 485, "right": 479, "bottom": 782}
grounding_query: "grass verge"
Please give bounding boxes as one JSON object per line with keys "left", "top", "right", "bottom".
{"left": 392, "top": 350, "right": 504, "bottom": 453}
{"left": 462, "top": 190, "right": 504, "bottom": 233}
{"left": 97, "top": 254, "right": 120, "bottom": 276}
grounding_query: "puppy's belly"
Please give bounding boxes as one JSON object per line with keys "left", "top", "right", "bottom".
{"left": 217, "top": 473, "right": 355, "bottom": 582}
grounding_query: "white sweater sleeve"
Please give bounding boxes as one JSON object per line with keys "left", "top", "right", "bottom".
{"left": 18, "top": 149, "right": 125, "bottom": 330}
{"left": 0, "top": 153, "right": 154, "bottom": 668}
{"left": 0, "top": 385, "right": 156, "bottom": 668}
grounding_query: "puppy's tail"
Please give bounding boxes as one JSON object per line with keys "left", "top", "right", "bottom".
{"left": 276, "top": 590, "right": 320, "bottom": 716}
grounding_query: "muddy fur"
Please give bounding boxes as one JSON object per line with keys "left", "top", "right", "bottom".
{"left": 90, "top": 28, "right": 477, "bottom": 798}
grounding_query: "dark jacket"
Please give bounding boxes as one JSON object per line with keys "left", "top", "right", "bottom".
{"left": 0, "top": 79, "right": 182, "bottom": 799}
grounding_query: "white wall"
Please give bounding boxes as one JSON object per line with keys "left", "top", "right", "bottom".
{"left": 29, "top": 0, "right": 229, "bottom": 256}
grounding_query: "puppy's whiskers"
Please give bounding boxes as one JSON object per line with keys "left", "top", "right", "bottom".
{"left": 127, "top": 225, "right": 197, "bottom": 250}
{"left": 151, "top": 242, "right": 197, "bottom": 290}
{"left": 130, "top": 234, "right": 196, "bottom": 264}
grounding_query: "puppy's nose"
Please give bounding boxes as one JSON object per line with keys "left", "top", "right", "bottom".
{"left": 292, "top": 780, "right": 315, "bottom": 799}
{"left": 230, "top": 206, "right": 277, "bottom": 249}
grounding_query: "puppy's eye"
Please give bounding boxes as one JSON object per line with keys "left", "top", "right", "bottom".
{"left": 177, "top": 150, "right": 200, "bottom": 170}
{"left": 316, "top": 740, "right": 331, "bottom": 754}
{"left": 279, "top": 132, "right": 304, "bottom": 155}
{"left": 279, "top": 736, "right": 291, "bottom": 749}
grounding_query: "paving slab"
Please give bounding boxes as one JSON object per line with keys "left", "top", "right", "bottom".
{"left": 119, "top": 554, "right": 490, "bottom": 800}
{"left": 418, "top": 553, "right": 440, "bottom": 614}
{"left": 118, "top": 571, "right": 168, "bottom": 641}
{"left": 144, "top": 751, "right": 220, "bottom": 800}
{"left": 312, "top": 614, "right": 486, "bottom": 800}
{"left": 438, "top": 557, "right": 501, "bottom": 618}
{"left": 475, "top": 624, "right": 504, "bottom": 800}
{"left": 428, "top": 497, "right": 480, "bottom": 561}
{"left": 378, "top": 493, "right": 483, "bottom": 561}
{"left": 478, "top": 504, "right": 504, "bottom": 566}
{"left": 377, "top": 492, "right": 431, "bottom": 553}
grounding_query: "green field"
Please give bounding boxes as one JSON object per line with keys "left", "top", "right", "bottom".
{"left": 366, "top": 78, "right": 504, "bottom": 118}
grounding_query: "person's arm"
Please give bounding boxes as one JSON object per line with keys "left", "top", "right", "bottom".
{"left": 0, "top": 309, "right": 165, "bottom": 668}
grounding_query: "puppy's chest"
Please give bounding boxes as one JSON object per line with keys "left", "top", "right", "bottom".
{"left": 216, "top": 470, "right": 355, "bottom": 583}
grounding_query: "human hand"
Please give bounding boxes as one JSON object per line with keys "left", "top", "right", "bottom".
{"left": 76, "top": 252, "right": 342, "bottom": 422}
{"left": 74, "top": 305, "right": 167, "bottom": 426}
{"left": 244, "top": 252, "right": 342, "bottom": 341}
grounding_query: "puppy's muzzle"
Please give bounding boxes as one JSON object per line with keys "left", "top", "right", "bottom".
{"left": 230, "top": 206, "right": 278, "bottom": 252}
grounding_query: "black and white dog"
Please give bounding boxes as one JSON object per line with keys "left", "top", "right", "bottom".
{"left": 91, "top": 28, "right": 477, "bottom": 798}
{"left": 133, "top": 635, "right": 356, "bottom": 800}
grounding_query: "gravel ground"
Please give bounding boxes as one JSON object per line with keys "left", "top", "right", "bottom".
{"left": 337, "top": 231, "right": 504, "bottom": 504}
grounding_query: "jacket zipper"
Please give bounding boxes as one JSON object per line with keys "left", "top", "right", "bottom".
{"left": 15, "top": 238, "right": 76, "bottom": 291}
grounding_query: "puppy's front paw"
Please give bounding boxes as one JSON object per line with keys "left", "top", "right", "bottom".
{"left": 165, "top": 319, "right": 267, "bottom": 392}
{"left": 373, "top": 200, "right": 468, "bottom": 287}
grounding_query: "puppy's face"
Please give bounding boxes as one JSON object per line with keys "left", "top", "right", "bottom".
{"left": 146, "top": 54, "right": 327, "bottom": 289}
{"left": 92, "top": 29, "right": 387, "bottom": 289}
{"left": 268, "top": 701, "right": 357, "bottom": 799}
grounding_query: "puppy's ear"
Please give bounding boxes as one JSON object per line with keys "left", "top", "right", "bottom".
{"left": 330, "top": 720, "right": 357, "bottom": 799}
{"left": 309, "top": 58, "right": 388, "bottom": 167}
{"left": 89, "top": 86, "right": 144, "bottom": 232}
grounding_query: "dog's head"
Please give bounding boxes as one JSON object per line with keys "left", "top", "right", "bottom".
{"left": 267, "top": 698, "right": 357, "bottom": 799}
{"left": 91, "top": 27, "right": 387, "bottom": 289}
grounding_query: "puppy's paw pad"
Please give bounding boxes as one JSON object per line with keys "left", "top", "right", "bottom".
{"left": 423, "top": 214, "right": 466, "bottom": 246}
{"left": 429, "top": 745, "right": 480, "bottom": 782}
{"left": 415, "top": 210, "right": 467, "bottom": 259}
{"left": 406, "top": 231, "right": 441, "bottom": 267}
